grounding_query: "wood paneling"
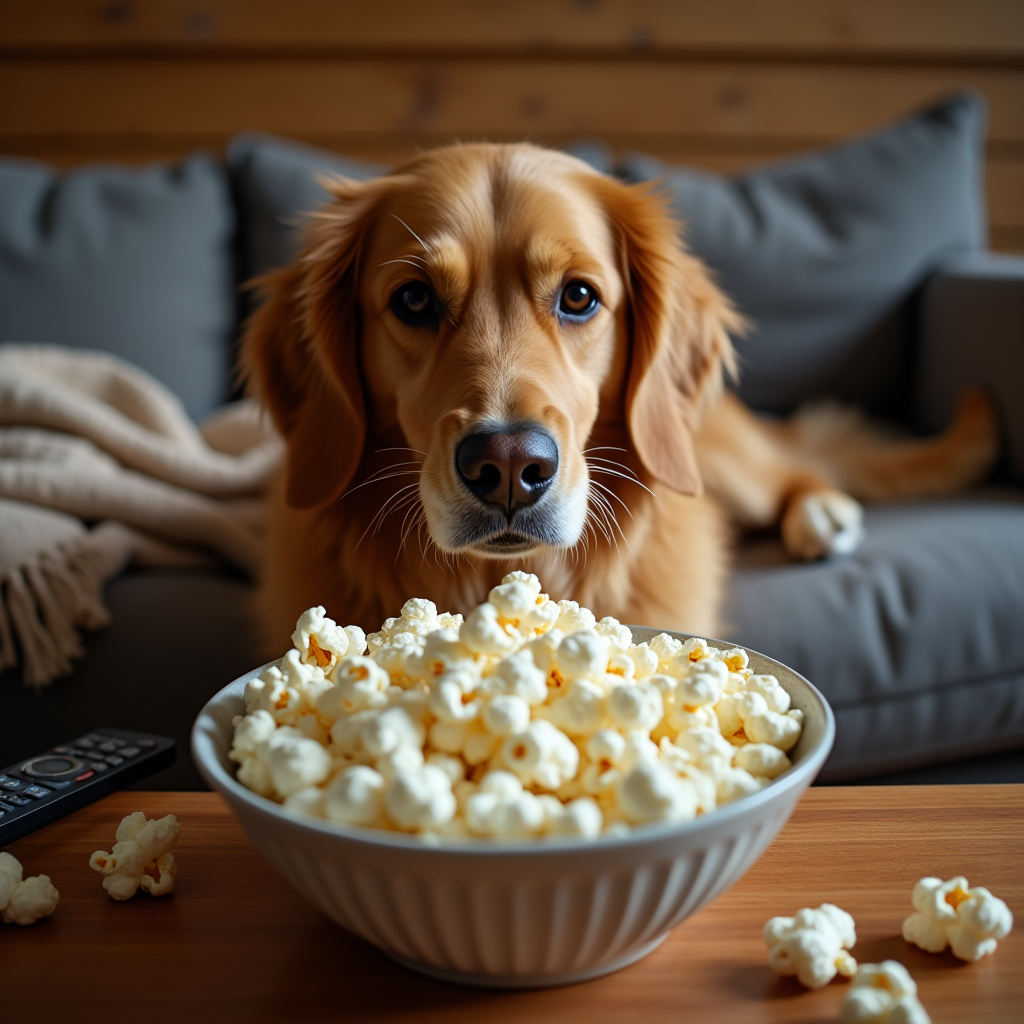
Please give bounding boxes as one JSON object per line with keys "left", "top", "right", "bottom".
{"left": 1, "top": 0, "right": 1022, "bottom": 252}
{"left": 3, "top": 786, "right": 1023, "bottom": 1023}
{"left": 3, "top": 0, "right": 1023, "bottom": 59}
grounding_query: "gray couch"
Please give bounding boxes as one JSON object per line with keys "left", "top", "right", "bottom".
{"left": 1, "top": 93, "right": 1022, "bottom": 790}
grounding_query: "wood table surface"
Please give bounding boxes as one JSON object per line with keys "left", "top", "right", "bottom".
{"left": 3, "top": 785, "right": 1021, "bottom": 1023}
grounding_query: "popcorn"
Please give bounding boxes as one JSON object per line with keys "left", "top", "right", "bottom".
{"left": 384, "top": 764, "right": 456, "bottom": 831}
{"left": 231, "top": 579, "right": 802, "bottom": 839}
{"left": 841, "top": 961, "right": 931, "bottom": 1024}
{"left": 89, "top": 812, "right": 180, "bottom": 900}
{"left": 618, "top": 761, "right": 698, "bottom": 824}
{"left": 465, "top": 771, "right": 546, "bottom": 836}
{"left": 0, "top": 852, "right": 59, "bottom": 925}
{"left": 763, "top": 903, "right": 858, "bottom": 988}
{"left": 902, "top": 876, "right": 1013, "bottom": 961}
{"left": 500, "top": 719, "right": 579, "bottom": 789}
{"left": 291, "top": 605, "right": 365, "bottom": 669}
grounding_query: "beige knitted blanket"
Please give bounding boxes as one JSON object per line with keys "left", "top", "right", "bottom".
{"left": 0, "top": 344, "right": 282, "bottom": 687}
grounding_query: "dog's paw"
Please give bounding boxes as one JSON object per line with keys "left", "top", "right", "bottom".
{"left": 782, "top": 490, "right": 865, "bottom": 561}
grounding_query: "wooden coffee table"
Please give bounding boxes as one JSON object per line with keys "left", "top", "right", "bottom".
{"left": 3, "top": 785, "right": 1021, "bottom": 1023}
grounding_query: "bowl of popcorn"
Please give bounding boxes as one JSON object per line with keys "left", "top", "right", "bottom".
{"left": 192, "top": 572, "right": 834, "bottom": 987}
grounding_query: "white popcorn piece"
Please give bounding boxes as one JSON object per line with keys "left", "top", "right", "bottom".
{"left": 545, "top": 796, "right": 604, "bottom": 838}
{"left": 541, "top": 677, "right": 607, "bottom": 736}
{"left": 292, "top": 605, "right": 351, "bottom": 668}
{"left": 594, "top": 616, "right": 632, "bottom": 655}
{"left": 460, "top": 602, "right": 516, "bottom": 656}
{"left": 324, "top": 765, "right": 386, "bottom": 825}
{"left": 284, "top": 786, "right": 325, "bottom": 816}
{"left": 657, "top": 740, "right": 719, "bottom": 813}
{"left": 733, "top": 743, "right": 792, "bottom": 779}
{"left": 557, "top": 630, "right": 608, "bottom": 681}
{"left": 618, "top": 760, "right": 698, "bottom": 825}
{"left": 0, "top": 851, "right": 59, "bottom": 925}
{"left": 265, "top": 727, "right": 333, "bottom": 796}
{"left": 648, "top": 632, "right": 683, "bottom": 668}
{"left": 385, "top": 764, "right": 456, "bottom": 831}
{"left": 500, "top": 719, "right": 579, "bottom": 790}
{"left": 89, "top": 811, "right": 181, "bottom": 901}
{"left": 360, "top": 705, "right": 425, "bottom": 759}
{"left": 841, "top": 961, "right": 931, "bottom": 1024}
{"left": 412, "top": 628, "right": 478, "bottom": 679}
{"left": 465, "top": 771, "right": 547, "bottom": 837}
{"left": 902, "top": 876, "right": 1013, "bottom": 961}
{"left": 626, "top": 643, "right": 659, "bottom": 679}
{"left": 482, "top": 693, "right": 532, "bottom": 736}
{"left": 607, "top": 679, "right": 664, "bottom": 733}
{"left": 372, "top": 632, "right": 426, "bottom": 682}
{"left": 489, "top": 575, "right": 559, "bottom": 633}
{"left": 428, "top": 668, "right": 480, "bottom": 723}
{"left": 715, "top": 646, "right": 749, "bottom": 673}
{"left": 716, "top": 690, "right": 802, "bottom": 752}
{"left": 674, "top": 657, "right": 729, "bottom": 708}
{"left": 746, "top": 673, "right": 791, "bottom": 714}
{"left": 555, "top": 599, "right": 597, "bottom": 634}
{"left": 715, "top": 765, "right": 765, "bottom": 805}
{"left": 763, "top": 903, "right": 858, "bottom": 989}
{"left": 484, "top": 651, "right": 548, "bottom": 705}
{"left": 318, "top": 655, "right": 390, "bottom": 718}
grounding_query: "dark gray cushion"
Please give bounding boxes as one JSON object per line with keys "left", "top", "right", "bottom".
{"left": 724, "top": 495, "right": 1024, "bottom": 778}
{"left": 227, "top": 132, "right": 386, "bottom": 285}
{"left": 0, "top": 570, "right": 257, "bottom": 791}
{"left": 619, "top": 93, "right": 987, "bottom": 415}
{"left": 916, "top": 251, "right": 1024, "bottom": 484}
{"left": 0, "top": 155, "right": 235, "bottom": 421}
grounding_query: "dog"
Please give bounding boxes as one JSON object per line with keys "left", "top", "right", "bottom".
{"left": 243, "top": 143, "right": 997, "bottom": 646}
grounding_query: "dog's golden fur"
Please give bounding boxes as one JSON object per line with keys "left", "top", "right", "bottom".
{"left": 244, "top": 143, "right": 997, "bottom": 647}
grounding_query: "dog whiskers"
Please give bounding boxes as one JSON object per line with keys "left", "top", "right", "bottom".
{"left": 391, "top": 214, "right": 433, "bottom": 255}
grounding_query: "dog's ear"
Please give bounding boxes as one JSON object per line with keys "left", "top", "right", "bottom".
{"left": 243, "top": 176, "right": 393, "bottom": 510}
{"left": 591, "top": 176, "right": 742, "bottom": 495}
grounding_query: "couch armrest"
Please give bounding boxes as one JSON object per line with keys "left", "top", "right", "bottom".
{"left": 916, "top": 252, "right": 1024, "bottom": 483}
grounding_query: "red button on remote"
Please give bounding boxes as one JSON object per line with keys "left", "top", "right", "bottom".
{"left": 74, "top": 771, "right": 94, "bottom": 781}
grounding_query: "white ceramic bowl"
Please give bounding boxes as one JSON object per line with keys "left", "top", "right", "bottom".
{"left": 192, "top": 628, "right": 834, "bottom": 988}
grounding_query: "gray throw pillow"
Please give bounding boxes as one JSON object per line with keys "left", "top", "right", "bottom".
{"left": 0, "top": 154, "right": 235, "bottom": 421}
{"left": 618, "top": 93, "right": 987, "bottom": 415}
{"left": 227, "top": 133, "right": 387, "bottom": 285}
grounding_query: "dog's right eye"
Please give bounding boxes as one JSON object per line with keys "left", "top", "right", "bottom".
{"left": 390, "top": 281, "right": 439, "bottom": 328}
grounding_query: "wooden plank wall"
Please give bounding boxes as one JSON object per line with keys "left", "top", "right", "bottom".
{"left": 2, "top": 0, "right": 1022, "bottom": 252}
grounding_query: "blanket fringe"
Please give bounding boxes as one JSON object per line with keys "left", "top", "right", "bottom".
{"left": 0, "top": 527, "right": 131, "bottom": 689}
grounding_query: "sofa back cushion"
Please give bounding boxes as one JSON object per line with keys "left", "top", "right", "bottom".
{"left": 228, "top": 133, "right": 386, "bottom": 286}
{"left": 0, "top": 154, "right": 235, "bottom": 421}
{"left": 619, "top": 93, "right": 987, "bottom": 415}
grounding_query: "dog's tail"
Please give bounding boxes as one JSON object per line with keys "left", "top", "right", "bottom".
{"left": 783, "top": 388, "right": 999, "bottom": 502}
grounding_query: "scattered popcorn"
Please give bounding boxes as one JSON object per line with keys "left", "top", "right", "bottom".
{"left": 902, "top": 875, "right": 1013, "bottom": 961}
{"left": 841, "top": 961, "right": 931, "bottom": 1024}
{"left": 89, "top": 812, "right": 181, "bottom": 900}
{"left": 231, "top": 574, "right": 803, "bottom": 839}
{"left": 0, "top": 852, "right": 59, "bottom": 925}
{"left": 763, "top": 903, "right": 858, "bottom": 988}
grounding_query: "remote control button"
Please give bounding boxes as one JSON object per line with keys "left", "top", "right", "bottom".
{"left": 74, "top": 738, "right": 96, "bottom": 749}
{"left": 22, "top": 756, "right": 83, "bottom": 778}
{"left": 41, "top": 779, "right": 71, "bottom": 790}
{"left": 24, "top": 785, "right": 50, "bottom": 799}
{"left": 0, "top": 793, "right": 31, "bottom": 806}
{"left": 1, "top": 776, "right": 23, "bottom": 790}
{"left": 89, "top": 761, "right": 110, "bottom": 772}
{"left": 53, "top": 745, "right": 73, "bottom": 754}
{"left": 135, "top": 738, "right": 157, "bottom": 748}
{"left": 85, "top": 734, "right": 107, "bottom": 744}
{"left": 74, "top": 770, "right": 95, "bottom": 782}
{"left": 96, "top": 742, "right": 119, "bottom": 753}
{"left": 104, "top": 755, "right": 124, "bottom": 766}
{"left": 119, "top": 746, "right": 141, "bottom": 758}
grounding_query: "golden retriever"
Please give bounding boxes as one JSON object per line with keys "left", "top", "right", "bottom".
{"left": 244, "top": 143, "right": 997, "bottom": 645}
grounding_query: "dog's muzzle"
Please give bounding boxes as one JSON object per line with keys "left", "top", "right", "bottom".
{"left": 452, "top": 424, "right": 564, "bottom": 553}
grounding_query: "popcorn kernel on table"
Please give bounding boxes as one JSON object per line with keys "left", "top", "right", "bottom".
{"left": 230, "top": 572, "right": 804, "bottom": 839}
{"left": 902, "top": 875, "right": 1013, "bottom": 961}
{"left": 763, "top": 903, "right": 857, "bottom": 989}
{"left": 0, "top": 851, "right": 59, "bottom": 925}
{"left": 89, "top": 811, "right": 181, "bottom": 900}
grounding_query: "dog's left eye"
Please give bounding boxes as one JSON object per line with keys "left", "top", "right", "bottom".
{"left": 391, "top": 281, "right": 439, "bottom": 328}
{"left": 558, "top": 280, "right": 600, "bottom": 320}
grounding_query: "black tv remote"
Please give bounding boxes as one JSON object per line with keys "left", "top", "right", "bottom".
{"left": 0, "top": 727, "right": 176, "bottom": 847}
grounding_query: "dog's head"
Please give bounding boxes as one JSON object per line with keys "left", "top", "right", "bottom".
{"left": 245, "top": 143, "right": 740, "bottom": 560}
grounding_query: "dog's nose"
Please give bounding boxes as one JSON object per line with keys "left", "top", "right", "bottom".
{"left": 456, "top": 427, "right": 559, "bottom": 510}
